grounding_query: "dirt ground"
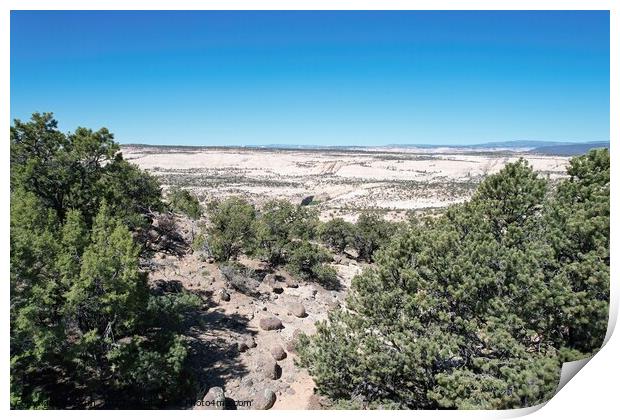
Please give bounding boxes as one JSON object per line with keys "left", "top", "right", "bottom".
{"left": 146, "top": 216, "right": 363, "bottom": 409}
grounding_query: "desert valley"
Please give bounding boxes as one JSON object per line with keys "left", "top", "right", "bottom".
{"left": 119, "top": 144, "right": 581, "bottom": 409}
{"left": 10, "top": 10, "right": 611, "bottom": 412}
{"left": 123, "top": 145, "right": 572, "bottom": 222}
{"left": 10, "top": 113, "right": 610, "bottom": 410}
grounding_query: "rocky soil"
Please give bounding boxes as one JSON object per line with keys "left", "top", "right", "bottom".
{"left": 146, "top": 216, "right": 363, "bottom": 410}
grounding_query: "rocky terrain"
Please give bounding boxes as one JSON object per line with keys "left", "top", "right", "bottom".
{"left": 146, "top": 215, "right": 363, "bottom": 409}
{"left": 131, "top": 145, "right": 574, "bottom": 409}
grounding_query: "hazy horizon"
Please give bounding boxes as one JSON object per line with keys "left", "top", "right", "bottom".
{"left": 119, "top": 139, "right": 609, "bottom": 148}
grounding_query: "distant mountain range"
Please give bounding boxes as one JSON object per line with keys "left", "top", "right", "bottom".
{"left": 383, "top": 140, "right": 562, "bottom": 149}
{"left": 259, "top": 140, "right": 610, "bottom": 155}
{"left": 383, "top": 140, "right": 610, "bottom": 152}
{"left": 528, "top": 141, "right": 610, "bottom": 156}
{"left": 123, "top": 140, "right": 609, "bottom": 156}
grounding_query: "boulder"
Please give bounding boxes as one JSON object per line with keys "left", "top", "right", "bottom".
{"left": 264, "top": 359, "right": 282, "bottom": 380}
{"left": 254, "top": 389, "right": 277, "bottom": 410}
{"left": 259, "top": 317, "right": 283, "bottom": 331}
{"left": 270, "top": 345, "right": 287, "bottom": 361}
{"left": 197, "top": 386, "right": 226, "bottom": 410}
{"left": 300, "top": 195, "right": 314, "bottom": 206}
{"left": 290, "top": 302, "right": 307, "bottom": 318}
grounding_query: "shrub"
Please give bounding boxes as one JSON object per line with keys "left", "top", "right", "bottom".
{"left": 253, "top": 199, "right": 320, "bottom": 265}
{"left": 167, "top": 187, "right": 202, "bottom": 220}
{"left": 319, "top": 218, "right": 355, "bottom": 254}
{"left": 10, "top": 113, "right": 198, "bottom": 408}
{"left": 298, "top": 154, "right": 610, "bottom": 409}
{"left": 191, "top": 230, "right": 207, "bottom": 253}
{"left": 207, "top": 197, "right": 256, "bottom": 261}
{"left": 286, "top": 241, "right": 339, "bottom": 289}
{"left": 350, "top": 212, "right": 397, "bottom": 262}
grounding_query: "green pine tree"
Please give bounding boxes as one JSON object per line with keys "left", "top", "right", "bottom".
{"left": 298, "top": 155, "right": 609, "bottom": 409}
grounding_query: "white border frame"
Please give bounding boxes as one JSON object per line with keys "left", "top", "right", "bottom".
{"left": 2, "top": 2, "right": 616, "bottom": 420}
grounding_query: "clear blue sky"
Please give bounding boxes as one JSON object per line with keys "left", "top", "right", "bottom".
{"left": 10, "top": 11, "right": 609, "bottom": 146}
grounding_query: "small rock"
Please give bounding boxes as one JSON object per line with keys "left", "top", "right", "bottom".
{"left": 327, "top": 299, "right": 341, "bottom": 310}
{"left": 263, "top": 273, "right": 278, "bottom": 284}
{"left": 237, "top": 341, "right": 249, "bottom": 353}
{"left": 259, "top": 317, "right": 283, "bottom": 331}
{"left": 286, "top": 329, "right": 303, "bottom": 353}
{"left": 197, "top": 386, "right": 225, "bottom": 410}
{"left": 254, "top": 388, "right": 277, "bottom": 410}
{"left": 264, "top": 359, "right": 282, "bottom": 380}
{"left": 270, "top": 345, "right": 287, "bottom": 361}
{"left": 217, "top": 288, "right": 230, "bottom": 302}
{"left": 284, "top": 277, "right": 298, "bottom": 288}
{"left": 263, "top": 274, "right": 284, "bottom": 293}
{"left": 245, "top": 336, "right": 257, "bottom": 348}
{"left": 290, "top": 302, "right": 307, "bottom": 318}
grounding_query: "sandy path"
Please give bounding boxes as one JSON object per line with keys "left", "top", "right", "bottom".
{"left": 273, "top": 371, "right": 316, "bottom": 409}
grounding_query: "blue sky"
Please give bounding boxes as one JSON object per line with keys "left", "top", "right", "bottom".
{"left": 10, "top": 11, "right": 609, "bottom": 146}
